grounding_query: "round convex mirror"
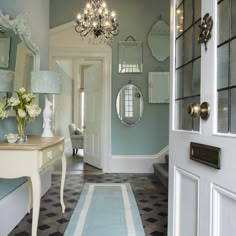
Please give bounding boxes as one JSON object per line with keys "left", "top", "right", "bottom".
{"left": 116, "top": 84, "right": 144, "bottom": 126}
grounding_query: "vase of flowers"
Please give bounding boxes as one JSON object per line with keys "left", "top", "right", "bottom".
{"left": 0, "top": 88, "right": 41, "bottom": 142}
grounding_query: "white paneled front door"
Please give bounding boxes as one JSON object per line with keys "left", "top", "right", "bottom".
{"left": 169, "top": 0, "right": 236, "bottom": 236}
{"left": 83, "top": 63, "right": 102, "bottom": 169}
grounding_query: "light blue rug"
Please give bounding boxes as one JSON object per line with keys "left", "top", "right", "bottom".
{"left": 64, "top": 183, "right": 145, "bottom": 236}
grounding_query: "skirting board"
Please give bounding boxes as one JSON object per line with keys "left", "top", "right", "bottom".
{"left": 110, "top": 146, "right": 169, "bottom": 173}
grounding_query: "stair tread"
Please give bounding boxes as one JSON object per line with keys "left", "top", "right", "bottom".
{"left": 153, "top": 163, "right": 169, "bottom": 178}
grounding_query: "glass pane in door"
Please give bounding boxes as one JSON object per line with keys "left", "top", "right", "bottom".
{"left": 176, "top": 68, "right": 184, "bottom": 99}
{"left": 184, "top": 0, "right": 192, "bottom": 30}
{"left": 217, "top": 43, "right": 229, "bottom": 89}
{"left": 218, "top": 90, "right": 229, "bottom": 133}
{"left": 230, "top": 39, "right": 236, "bottom": 86}
{"left": 193, "top": 23, "right": 201, "bottom": 58}
{"left": 176, "top": 36, "right": 184, "bottom": 68}
{"left": 231, "top": 88, "right": 236, "bottom": 133}
{"left": 217, "top": 0, "right": 236, "bottom": 134}
{"left": 176, "top": 3, "right": 184, "bottom": 37}
{"left": 183, "top": 28, "right": 193, "bottom": 64}
{"left": 217, "top": 0, "right": 229, "bottom": 44}
{"left": 175, "top": 0, "right": 201, "bottom": 131}
{"left": 193, "top": 58, "right": 201, "bottom": 95}
{"left": 183, "top": 63, "right": 193, "bottom": 97}
{"left": 231, "top": 0, "right": 236, "bottom": 37}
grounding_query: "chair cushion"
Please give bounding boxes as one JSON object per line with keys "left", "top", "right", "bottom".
{"left": 74, "top": 128, "right": 83, "bottom": 135}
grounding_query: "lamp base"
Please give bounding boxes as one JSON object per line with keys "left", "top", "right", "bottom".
{"left": 41, "top": 129, "right": 54, "bottom": 138}
{"left": 41, "top": 96, "right": 54, "bottom": 138}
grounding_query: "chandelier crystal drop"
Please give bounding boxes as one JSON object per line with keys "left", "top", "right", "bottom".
{"left": 75, "top": 0, "right": 119, "bottom": 44}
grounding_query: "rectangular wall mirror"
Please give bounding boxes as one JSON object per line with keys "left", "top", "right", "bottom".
{"left": 148, "top": 72, "right": 169, "bottom": 103}
{"left": 118, "top": 38, "right": 143, "bottom": 73}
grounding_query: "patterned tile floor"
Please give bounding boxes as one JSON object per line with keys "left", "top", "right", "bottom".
{"left": 9, "top": 154, "right": 168, "bottom": 236}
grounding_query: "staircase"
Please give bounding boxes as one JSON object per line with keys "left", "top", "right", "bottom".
{"left": 153, "top": 154, "right": 169, "bottom": 189}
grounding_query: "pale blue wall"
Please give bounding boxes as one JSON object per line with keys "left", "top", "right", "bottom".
{"left": 50, "top": 0, "right": 170, "bottom": 155}
{"left": 0, "top": 0, "right": 49, "bottom": 139}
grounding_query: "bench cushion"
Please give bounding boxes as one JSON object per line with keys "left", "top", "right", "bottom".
{"left": 0, "top": 177, "right": 28, "bottom": 200}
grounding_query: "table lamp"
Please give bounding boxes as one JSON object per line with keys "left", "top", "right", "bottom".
{"left": 0, "top": 69, "right": 14, "bottom": 92}
{"left": 31, "top": 71, "right": 61, "bottom": 137}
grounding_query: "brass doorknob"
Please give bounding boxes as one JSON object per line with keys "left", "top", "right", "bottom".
{"left": 188, "top": 102, "right": 210, "bottom": 120}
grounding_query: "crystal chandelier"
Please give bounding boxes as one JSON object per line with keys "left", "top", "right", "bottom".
{"left": 75, "top": 0, "right": 119, "bottom": 44}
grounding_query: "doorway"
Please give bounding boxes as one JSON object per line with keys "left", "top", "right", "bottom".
{"left": 53, "top": 58, "right": 103, "bottom": 170}
{"left": 50, "top": 24, "right": 112, "bottom": 172}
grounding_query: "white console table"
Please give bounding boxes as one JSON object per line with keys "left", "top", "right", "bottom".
{"left": 0, "top": 136, "right": 66, "bottom": 236}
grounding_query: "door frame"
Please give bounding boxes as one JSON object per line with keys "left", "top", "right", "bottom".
{"left": 49, "top": 22, "right": 112, "bottom": 172}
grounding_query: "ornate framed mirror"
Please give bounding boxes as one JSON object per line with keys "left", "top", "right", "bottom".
{"left": 116, "top": 83, "right": 144, "bottom": 126}
{"left": 0, "top": 9, "right": 40, "bottom": 115}
{"left": 0, "top": 9, "right": 40, "bottom": 92}
{"left": 148, "top": 16, "right": 170, "bottom": 62}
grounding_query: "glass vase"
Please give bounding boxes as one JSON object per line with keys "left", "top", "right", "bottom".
{"left": 17, "top": 117, "right": 27, "bottom": 142}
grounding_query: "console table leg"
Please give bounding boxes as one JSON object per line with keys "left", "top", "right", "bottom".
{"left": 31, "top": 172, "right": 41, "bottom": 236}
{"left": 60, "top": 153, "right": 66, "bottom": 213}
{"left": 27, "top": 177, "right": 32, "bottom": 213}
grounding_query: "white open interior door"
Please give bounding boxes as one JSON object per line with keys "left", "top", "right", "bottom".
{"left": 169, "top": 0, "right": 236, "bottom": 236}
{"left": 83, "top": 62, "right": 102, "bottom": 169}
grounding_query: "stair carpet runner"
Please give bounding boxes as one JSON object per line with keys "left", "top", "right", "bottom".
{"left": 153, "top": 154, "right": 169, "bottom": 189}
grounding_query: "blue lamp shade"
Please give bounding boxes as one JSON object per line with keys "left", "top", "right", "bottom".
{"left": 31, "top": 71, "right": 61, "bottom": 94}
{"left": 0, "top": 69, "right": 14, "bottom": 92}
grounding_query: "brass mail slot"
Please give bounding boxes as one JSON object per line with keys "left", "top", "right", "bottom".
{"left": 190, "top": 142, "right": 221, "bottom": 169}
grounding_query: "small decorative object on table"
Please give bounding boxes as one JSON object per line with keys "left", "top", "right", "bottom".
{"left": 5, "top": 133, "right": 19, "bottom": 143}
{"left": 0, "top": 88, "right": 41, "bottom": 142}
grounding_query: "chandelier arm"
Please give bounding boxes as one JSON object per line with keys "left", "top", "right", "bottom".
{"left": 75, "top": 25, "right": 92, "bottom": 37}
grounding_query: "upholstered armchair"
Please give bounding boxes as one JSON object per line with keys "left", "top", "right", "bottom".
{"left": 68, "top": 123, "right": 84, "bottom": 156}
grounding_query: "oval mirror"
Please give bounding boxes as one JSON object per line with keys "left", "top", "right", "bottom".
{"left": 148, "top": 16, "right": 170, "bottom": 61}
{"left": 116, "top": 84, "right": 144, "bottom": 126}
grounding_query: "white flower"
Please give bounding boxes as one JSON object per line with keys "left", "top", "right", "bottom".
{"left": 18, "top": 88, "right": 26, "bottom": 95}
{"left": 0, "top": 103, "right": 7, "bottom": 119}
{"left": 26, "top": 104, "right": 41, "bottom": 118}
{"left": 8, "top": 97, "right": 20, "bottom": 107}
{"left": 28, "top": 93, "right": 35, "bottom": 100}
{"left": 18, "top": 109, "right": 26, "bottom": 118}
{"left": 22, "top": 93, "right": 35, "bottom": 102}
{"left": 0, "top": 88, "right": 41, "bottom": 122}
{"left": 0, "top": 110, "right": 7, "bottom": 119}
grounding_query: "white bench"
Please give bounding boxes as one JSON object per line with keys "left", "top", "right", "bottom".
{"left": 0, "top": 167, "right": 52, "bottom": 236}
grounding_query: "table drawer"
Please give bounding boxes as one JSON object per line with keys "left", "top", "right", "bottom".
{"left": 39, "top": 142, "right": 64, "bottom": 169}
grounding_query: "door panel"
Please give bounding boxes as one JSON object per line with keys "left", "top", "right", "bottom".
{"left": 169, "top": 0, "right": 236, "bottom": 236}
{"left": 83, "top": 63, "right": 102, "bottom": 168}
{"left": 212, "top": 185, "right": 236, "bottom": 236}
{"left": 174, "top": 168, "right": 199, "bottom": 236}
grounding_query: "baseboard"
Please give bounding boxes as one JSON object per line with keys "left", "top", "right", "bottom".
{"left": 110, "top": 146, "right": 169, "bottom": 173}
